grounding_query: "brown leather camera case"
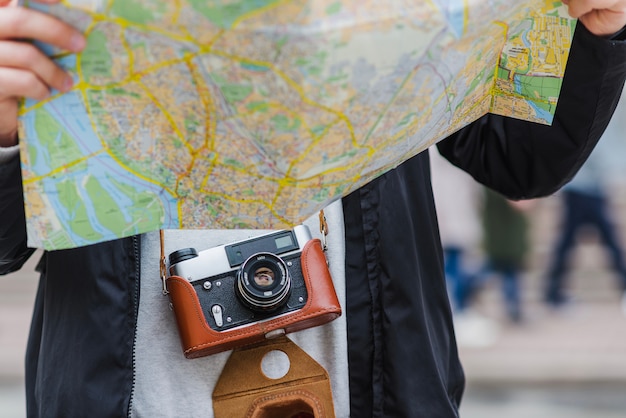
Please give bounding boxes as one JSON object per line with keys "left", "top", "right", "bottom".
{"left": 166, "top": 238, "right": 342, "bottom": 358}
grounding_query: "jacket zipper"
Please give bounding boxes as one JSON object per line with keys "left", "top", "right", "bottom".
{"left": 127, "top": 235, "right": 141, "bottom": 417}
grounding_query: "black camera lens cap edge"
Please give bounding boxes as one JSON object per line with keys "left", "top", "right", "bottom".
{"left": 169, "top": 248, "right": 199, "bottom": 265}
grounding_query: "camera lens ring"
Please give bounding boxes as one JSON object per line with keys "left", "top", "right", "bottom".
{"left": 236, "top": 252, "right": 291, "bottom": 312}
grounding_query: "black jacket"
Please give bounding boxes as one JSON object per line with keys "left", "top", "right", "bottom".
{"left": 2, "top": 24, "right": 626, "bottom": 417}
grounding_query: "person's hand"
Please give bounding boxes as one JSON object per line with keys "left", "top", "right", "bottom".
{"left": 564, "top": 0, "right": 626, "bottom": 36}
{"left": 0, "top": 0, "right": 85, "bottom": 147}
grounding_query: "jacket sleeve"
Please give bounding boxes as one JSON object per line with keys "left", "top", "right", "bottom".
{"left": 0, "top": 153, "right": 35, "bottom": 275}
{"left": 437, "top": 23, "right": 626, "bottom": 200}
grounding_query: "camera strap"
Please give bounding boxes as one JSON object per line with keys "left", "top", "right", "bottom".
{"left": 159, "top": 229, "right": 169, "bottom": 295}
{"left": 319, "top": 209, "right": 328, "bottom": 252}
{"left": 159, "top": 210, "right": 329, "bottom": 295}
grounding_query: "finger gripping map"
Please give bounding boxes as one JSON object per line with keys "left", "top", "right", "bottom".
{"left": 18, "top": 0, "right": 576, "bottom": 250}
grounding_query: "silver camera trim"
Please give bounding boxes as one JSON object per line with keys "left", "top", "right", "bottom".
{"left": 168, "top": 225, "right": 312, "bottom": 282}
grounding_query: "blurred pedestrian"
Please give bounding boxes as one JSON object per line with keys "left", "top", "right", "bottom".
{"left": 543, "top": 95, "right": 626, "bottom": 308}
{"left": 482, "top": 188, "right": 534, "bottom": 322}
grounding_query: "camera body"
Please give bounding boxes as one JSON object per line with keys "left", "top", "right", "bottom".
{"left": 166, "top": 225, "right": 341, "bottom": 357}
{"left": 168, "top": 225, "right": 314, "bottom": 332}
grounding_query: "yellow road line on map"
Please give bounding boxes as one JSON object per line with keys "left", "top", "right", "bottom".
{"left": 284, "top": 131, "right": 335, "bottom": 176}
{"left": 72, "top": 18, "right": 108, "bottom": 180}
{"left": 138, "top": 80, "right": 193, "bottom": 152}
{"left": 222, "top": 101, "right": 312, "bottom": 181}
{"left": 177, "top": 201, "right": 183, "bottom": 228}
{"left": 463, "top": 0, "right": 469, "bottom": 35}
{"left": 22, "top": 150, "right": 105, "bottom": 185}
{"left": 185, "top": 54, "right": 217, "bottom": 150}
{"left": 489, "top": 21, "right": 509, "bottom": 107}
{"left": 195, "top": 162, "right": 215, "bottom": 201}
{"left": 196, "top": 151, "right": 369, "bottom": 188}
{"left": 361, "top": 66, "right": 420, "bottom": 146}
{"left": 186, "top": 114, "right": 370, "bottom": 191}
{"left": 172, "top": 0, "right": 182, "bottom": 25}
{"left": 285, "top": 117, "right": 342, "bottom": 172}
{"left": 203, "top": 161, "right": 284, "bottom": 183}
{"left": 110, "top": 16, "right": 197, "bottom": 43}
{"left": 198, "top": 159, "right": 359, "bottom": 186}
{"left": 280, "top": 119, "right": 371, "bottom": 182}
{"left": 274, "top": 152, "right": 372, "bottom": 189}
{"left": 198, "top": 154, "right": 218, "bottom": 193}
{"left": 423, "top": 0, "right": 440, "bottom": 14}
{"left": 120, "top": 23, "right": 136, "bottom": 76}
{"left": 274, "top": 157, "right": 370, "bottom": 186}
{"left": 190, "top": 190, "right": 293, "bottom": 227}
{"left": 81, "top": 56, "right": 192, "bottom": 91}
{"left": 454, "top": 91, "right": 492, "bottom": 122}
{"left": 208, "top": 0, "right": 371, "bottom": 157}
{"left": 210, "top": 49, "right": 368, "bottom": 153}
{"left": 61, "top": 1, "right": 196, "bottom": 44}
{"left": 491, "top": 88, "right": 553, "bottom": 105}
{"left": 185, "top": 55, "right": 218, "bottom": 196}
{"left": 19, "top": 92, "right": 59, "bottom": 115}
{"left": 230, "top": 0, "right": 293, "bottom": 29}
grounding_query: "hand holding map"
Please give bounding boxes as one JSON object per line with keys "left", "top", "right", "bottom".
{"left": 564, "top": 0, "right": 626, "bottom": 36}
{"left": 0, "top": 0, "right": 85, "bottom": 146}
{"left": 17, "top": 0, "right": 577, "bottom": 250}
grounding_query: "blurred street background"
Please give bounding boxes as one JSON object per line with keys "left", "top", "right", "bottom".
{"left": 457, "top": 186, "right": 626, "bottom": 417}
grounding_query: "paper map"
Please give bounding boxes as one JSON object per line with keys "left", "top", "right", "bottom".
{"left": 18, "top": 0, "right": 576, "bottom": 250}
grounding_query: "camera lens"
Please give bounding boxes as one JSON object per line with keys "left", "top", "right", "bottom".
{"left": 237, "top": 252, "right": 291, "bottom": 312}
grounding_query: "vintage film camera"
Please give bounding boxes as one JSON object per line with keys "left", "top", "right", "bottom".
{"left": 166, "top": 225, "right": 342, "bottom": 358}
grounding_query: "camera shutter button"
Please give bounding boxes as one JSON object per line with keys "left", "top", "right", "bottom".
{"left": 211, "top": 305, "right": 224, "bottom": 327}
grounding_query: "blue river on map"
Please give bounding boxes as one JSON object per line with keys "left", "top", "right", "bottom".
{"left": 21, "top": 56, "right": 179, "bottom": 246}
{"left": 509, "top": 29, "right": 553, "bottom": 124}
{"left": 512, "top": 76, "right": 553, "bottom": 124}
{"left": 521, "top": 29, "right": 531, "bottom": 48}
